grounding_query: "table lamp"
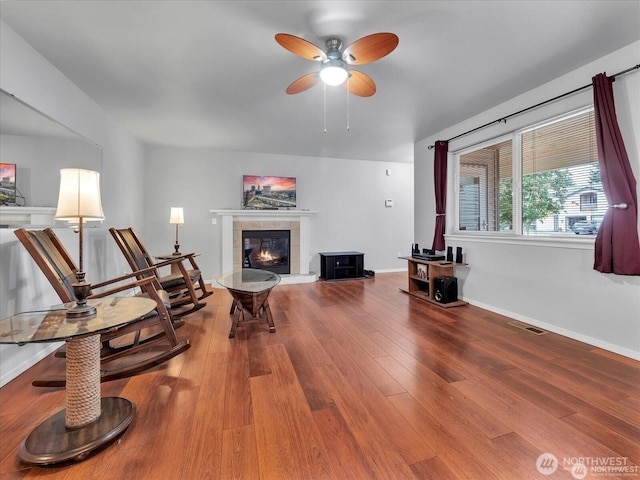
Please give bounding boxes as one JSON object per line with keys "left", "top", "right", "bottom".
{"left": 54, "top": 168, "right": 104, "bottom": 317}
{"left": 169, "top": 207, "right": 184, "bottom": 255}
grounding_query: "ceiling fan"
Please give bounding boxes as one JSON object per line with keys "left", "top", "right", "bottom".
{"left": 275, "top": 32, "right": 399, "bottom": 97}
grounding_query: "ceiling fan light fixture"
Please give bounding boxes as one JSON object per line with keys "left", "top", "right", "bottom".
{"left": 277, "top": 31, "right": 397, "bottom": 96}
{"left": 320, "top": 59, "right": 348, "bottom": 86}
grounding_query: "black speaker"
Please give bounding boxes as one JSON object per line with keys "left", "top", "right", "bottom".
{"left": 434, "top": 276, "right": 458, "bottom": 304}
{"left": 446, "top": 246, "right": 453, "bottom": 262}
{"left": 455, "top": 247, "right": 463, "bottom": 264}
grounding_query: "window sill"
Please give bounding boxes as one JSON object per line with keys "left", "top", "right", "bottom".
{"left": 445, "top": 232, "right": 596, "bottom": 250}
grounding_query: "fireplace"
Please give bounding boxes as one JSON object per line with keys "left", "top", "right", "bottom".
{"left": 210, "top": 209, "right": 318, "bottom": 283}
{"left": 242, "top": 230, "right": 291, "bottom": 274}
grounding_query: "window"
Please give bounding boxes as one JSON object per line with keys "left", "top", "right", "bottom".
{"left": 456, "top": 107, "right": 603, "bottom": 236}
{"left": 580, "top": 192, "right": 597, "bottom": 211}
{"left": 459, "top": 138, "right": 512, "bottom": 232}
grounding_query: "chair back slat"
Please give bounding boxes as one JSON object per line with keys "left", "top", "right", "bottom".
{"left": 29, "top": 231, "right": 77, "bottom": 298}
{"left": 14, "top": 229, "right": 79, "bottom": 303}
{"left": 110, "top": 228, "right": 156, "bottom": 279}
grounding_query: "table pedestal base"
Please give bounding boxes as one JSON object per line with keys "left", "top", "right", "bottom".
{"left": 18, "top": 397, "right": 135, "bottom": 465}
{"left": 228, "top": 288, "right": 275, "bottom": 338}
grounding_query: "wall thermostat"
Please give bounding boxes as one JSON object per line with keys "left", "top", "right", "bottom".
{"left": 385, "top": 199, "right": 393, "bottom": 207}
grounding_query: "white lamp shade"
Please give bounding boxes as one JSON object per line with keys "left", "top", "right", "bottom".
{"left": 169, "top": 207, "right": 184, "bottom": 224}
{"left": 54, "top": 168, "right": 104, "bottom": 222}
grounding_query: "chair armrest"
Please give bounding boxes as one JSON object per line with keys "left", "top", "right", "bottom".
{"left": 89, "top": 275, "right": 163, "bottom": 299}
{"left": 154, "top": 252, "right": 196, "bottom": 260}
{"left": 152, "top": 256, "right": 191, "bottom": 270}
{"left": 151, "top": 254, "right": 201, "bottom": 273}
{"left": 91, "top": 268, "right": 160, "bottom": 290}
{"left": 154, "top": 252, "right": 202, "bottom": 271}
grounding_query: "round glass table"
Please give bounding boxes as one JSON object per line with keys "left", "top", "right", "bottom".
{"left": 215, "top": 268, "right": 281, "bottom": 338}
{"left": 0, "top": 296, "right": 156, "bottom": 464}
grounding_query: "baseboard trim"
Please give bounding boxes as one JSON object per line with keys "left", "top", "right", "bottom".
{"left": 0, "top": 343, "right": 61, "bottom": 388}
{"left": 466, "top": 298, "right": 640, "bottom": 360}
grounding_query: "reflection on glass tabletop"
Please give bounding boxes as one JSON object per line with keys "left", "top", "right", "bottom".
{"left": 0, "top": 297, "right": 156, "bottom": 345}
{"left": 216, "top": 268, "right": 281, "bottom": 292}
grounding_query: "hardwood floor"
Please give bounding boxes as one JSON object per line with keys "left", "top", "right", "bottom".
{"left": 1, "top": 272, "right": 638, "bottom": 479}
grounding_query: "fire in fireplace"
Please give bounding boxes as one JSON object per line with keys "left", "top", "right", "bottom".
{"left": 242, "top": 230, "right": 290, "bottom": 274}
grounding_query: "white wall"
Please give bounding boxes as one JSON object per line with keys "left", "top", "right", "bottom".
{"left": 141, "top": 147, "right": 414, "bottom": 280}
{"left": 0, "top": 20, "right": 146, "bottom": 386}
{"left": 0, "top": 134, "right": 101, "bottom": 207}
{"left": 415, "top": 41, "right": 640, "bottom": 359}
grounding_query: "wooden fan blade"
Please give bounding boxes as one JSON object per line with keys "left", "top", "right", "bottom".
{"left": 342, "top": 32, "right": 399, "bottom": 65}
{"left": 286, "top": 73, "right": 320, "bottom": 95}
{"left": 344, "top": 70, "right": 376, "bottom": 97}
{"left": 275, "top": 33, "right": 327, "bottom": 62}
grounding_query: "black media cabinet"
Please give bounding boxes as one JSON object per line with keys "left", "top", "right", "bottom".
{"left": 319, "top": 251, "right": 365, "bottom": 281}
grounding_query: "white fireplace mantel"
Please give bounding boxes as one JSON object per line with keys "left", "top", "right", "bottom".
{"left": 0, "top": 206, "right": 59, "bottom": 227}
{"left": 210, "top": 209, "right": 319, "bottom": 284}
{"left": 210, "top": 209, "right": 318, "bottom": 218}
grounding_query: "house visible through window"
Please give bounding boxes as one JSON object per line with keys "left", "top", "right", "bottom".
{"left": 456, "top": 107, "right": 603, "bottom": 236}
{"left": 580, "top": 191, "right": 597, "bottom": 211}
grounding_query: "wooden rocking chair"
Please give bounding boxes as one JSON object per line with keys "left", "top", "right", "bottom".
{"left": 109, "top": 227, "right": 212, "bottom": 317}
{"left": 14, "top": 228, "right": 191, "bottom": 387}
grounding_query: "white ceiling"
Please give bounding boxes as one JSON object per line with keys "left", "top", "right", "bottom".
{"left": 1, "top": 1, "right": 638, "bottom": 163}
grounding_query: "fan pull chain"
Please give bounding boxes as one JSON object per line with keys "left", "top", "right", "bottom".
{"left": 323, "top": 83, "right": 327, "bottom": 134}
{"left": 346, "top": 77, "right": 350, "bottom": 132}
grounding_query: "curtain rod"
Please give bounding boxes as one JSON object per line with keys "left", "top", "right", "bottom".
{"left": 427, "top": 63, "right": 640, "bottom": 149}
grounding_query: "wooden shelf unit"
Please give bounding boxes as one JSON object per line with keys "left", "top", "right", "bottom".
{"left": 399, "top": 256, "right": 468, "bottom": 308}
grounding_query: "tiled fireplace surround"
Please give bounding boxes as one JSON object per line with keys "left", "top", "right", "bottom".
{"left": 210, "top": 210, "right": 318, "bottom": 284}
{"left": 237, "top": 221, "right": 299, "bottom": 273}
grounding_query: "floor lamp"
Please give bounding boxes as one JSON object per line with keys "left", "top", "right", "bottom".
{"left": 169, "top": 207, "right": 184, "bottom": 255}
{"left": 54, "top": 168, "right": 104, "bottom": 318}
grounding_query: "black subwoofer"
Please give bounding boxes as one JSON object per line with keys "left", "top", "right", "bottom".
{"left": 434, "top": 276, "right": 458, "bottom": 304}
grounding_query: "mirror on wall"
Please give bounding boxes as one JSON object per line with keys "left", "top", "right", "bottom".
{"left": 0, "top": 89, "right": 102, "bottom": 212}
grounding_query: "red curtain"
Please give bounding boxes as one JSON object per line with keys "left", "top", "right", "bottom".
{"left": 431, "top": 140, "right": 448, "bottom": 251}
{"left": 592, "top": 73, "right": 640, "bottom": 275}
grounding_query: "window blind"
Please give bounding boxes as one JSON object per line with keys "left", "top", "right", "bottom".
{"left": 522, "top": 109, "right": 596, "bottom": 175}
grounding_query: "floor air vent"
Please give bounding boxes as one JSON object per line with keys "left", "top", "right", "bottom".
{"left": 508, "top": 321, "right": 548, "bottom": 335}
